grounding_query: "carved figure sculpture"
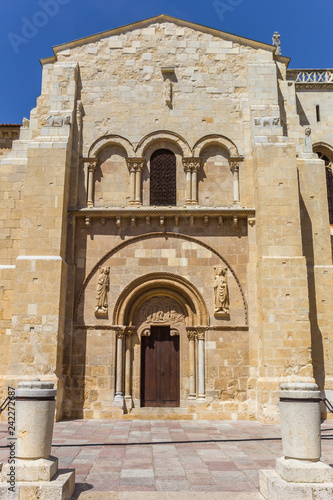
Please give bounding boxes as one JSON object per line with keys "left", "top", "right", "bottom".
{"left": 46, "top": 113, "right": 72, "bottom": 127}
{"left": 214, "top": 266, "right": 230, "bottom": 315}
{"left": 254, "top": 117, "right": 280, "bottom": 127}
{"left": 95, "top": 266, "right": 110, "bottom": 314}
{"left": 164, "top": 79, "right": 172, "bottom": 106}
{"left": 272, "top": 32, "right": 281, "bottom": 56}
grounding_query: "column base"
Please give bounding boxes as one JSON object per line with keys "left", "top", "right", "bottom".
{"left": 196, "top": 395, "right": 206, "bottom": 403}
{"left": 124, "top": 395, "right": 133, "bottom": 413}
{"left": 188, "top": 394, "right": 196, "bottom": 400}
{"left": 276, "top": 457, "right": 333, "bottom": 483}
{"left": 113, "top": 395, "right": 125, "bottom": 410}
{"left": 1, "top": 457, "right": 58, "bottom": 482}
{"left": 0, "top": 470, "right": 75, "bottom": 500}
{"left": 260, "top": 468, "right": 333, "bottom": 500}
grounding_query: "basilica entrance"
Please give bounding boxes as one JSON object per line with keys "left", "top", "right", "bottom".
{"left": 141, "top": 326, "right": 180, "bottom": 407}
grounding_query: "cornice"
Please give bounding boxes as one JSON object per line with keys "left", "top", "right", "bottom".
{"left": 68, "top": 207, "right": 255, "bottom": 218}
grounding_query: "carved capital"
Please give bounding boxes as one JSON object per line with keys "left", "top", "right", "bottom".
{"left": 229, "top": 159, "right": 239, "bottom": 174}
{"left": 126, "top": 158, "right": 145, "bottom": 172}
{"left": 82, "top": 157, "right": 98, "bottom": 173}
{"left": 117, "top": 331, "right": 125, "bottom": 339}
{"left": 197, "top": 330, "right": 205, "bottom": 341}
{"left": 183, "top": 157, "right": 201, "bottom": 173}
{"left": 187, "top": 329, "right": 197, "bottom": 341}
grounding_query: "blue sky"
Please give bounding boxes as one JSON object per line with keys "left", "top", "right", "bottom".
{"left": 1, "top": 0, "right": 332, "bottom": 124}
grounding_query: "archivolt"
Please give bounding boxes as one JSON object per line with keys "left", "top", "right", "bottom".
{"left": 88, "top": 134, "right": 135, "bottom": 158}
{"left": 192, "top": 134, "right": 239, "bottom": 157}
{"left": 136, "top": 130, "right": 191, "bottom": 157}
{"left": 74, "top": 232, "right": 248, "bottom": 325}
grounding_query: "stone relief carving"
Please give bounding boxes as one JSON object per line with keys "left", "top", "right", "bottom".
{"left": 272, "top": 31, "right": 281, "bottom": 56}
{"left": 214, "top": 266, "right": 230, "bottom": 317}
{"left": 254, "top": 117, "right": 280, "bottom": 127}
{"left": 46, "top": 113, "right": 72, "bottom": 127}
{"left": 95, "top": 266, "right": 110, "bottom": 315}
{"left": 137, "top": 297, "right": 185, "bottom": 337}
{"left": 164, "top": 79, "right": 173, "bottom": 106}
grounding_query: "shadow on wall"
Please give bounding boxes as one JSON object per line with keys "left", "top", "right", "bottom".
{"left": 299, "top": 186, "right": 326, "bottom": 416}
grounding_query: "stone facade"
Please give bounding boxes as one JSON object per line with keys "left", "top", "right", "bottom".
{"left": 0, "top": 15, "right": 332, "bottom": 423}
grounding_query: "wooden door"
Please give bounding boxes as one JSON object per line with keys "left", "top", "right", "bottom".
{"left": 141, "top": 326, "right": 180, "bottom": 407}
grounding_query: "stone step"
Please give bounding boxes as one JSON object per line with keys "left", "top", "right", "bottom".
{"left": 122, "top": 407, "right": 195, "bottom": 420}
{"left": 71, "top": 491, "right": 265, "bottom": 499}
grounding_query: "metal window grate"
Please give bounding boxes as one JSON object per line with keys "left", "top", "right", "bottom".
{"left": 150, "top": 149, "right": 176, "bottom": 206}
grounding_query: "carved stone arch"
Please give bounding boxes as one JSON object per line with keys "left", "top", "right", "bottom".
{"left": 88, "top": 134, "right": 135, "bottom": 158}
{"left": 192, "top": 134, "right": 239, "bottom": 158}
{"left": 313, "top": 142, "right": 333, "bottom": 163}
{"left": 74, "top": 232, "right": 248, "bottom": 325}
{"left": 113, "top": 272, "right": 209, "bottom": 331}
{"left": 136, "top": 130, "right": 191, "bottom": 157}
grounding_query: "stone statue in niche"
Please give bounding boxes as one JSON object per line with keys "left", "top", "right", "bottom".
{"left": 95, "top": 266, "right": 110, "bottom": 315}
{"left": 164, "top": 79, "right": 172, "bottom": 106}
{"left": 214, "top": 266, "right": 230, "bottom": 316}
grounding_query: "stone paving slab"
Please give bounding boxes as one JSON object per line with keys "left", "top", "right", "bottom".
{"left": 0, "top": 420, "right": 332, "bottom": 499}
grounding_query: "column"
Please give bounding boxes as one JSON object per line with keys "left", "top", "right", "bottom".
{"left": 86, "top": 158, "right": 98, "bottom": 208}
{"left": 125, "top": 329, "right": 133, "bottom": 412}
{"left": 126, "top": 158, "right": 145, "bottom": 206}
{"left": 191, "top": 161, "right": 200, "bottom": 204}
{"left": 197, "top": 330, "right": 205, "bottom": 400}
{"left": 114, "top": 331, "right": 125, "bottom": 402}
{"left": 187, "top": 330, "right": 196, "bottom": 399}
{"left": 229, "top": 158, "right": 242, "bottom": 206}
{"left": 183, "top": 158, "right": 201, "bottom": 204}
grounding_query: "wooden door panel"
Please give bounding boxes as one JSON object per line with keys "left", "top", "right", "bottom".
{"left": 141, "top": 326, "right": 180, "bottom": 407}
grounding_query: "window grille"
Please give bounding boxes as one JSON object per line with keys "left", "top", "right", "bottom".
{"left": 150, "top": 149, "right": 176, "bottom": 206}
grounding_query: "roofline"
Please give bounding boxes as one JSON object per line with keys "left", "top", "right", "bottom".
{"left": 40, "top": 14, "right": 289, "bottom": 66}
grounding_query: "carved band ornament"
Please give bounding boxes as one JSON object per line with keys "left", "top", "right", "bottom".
{"left": 287, "top": 70, "right": 333, "bottom": 88}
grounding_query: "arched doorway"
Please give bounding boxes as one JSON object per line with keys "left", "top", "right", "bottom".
{"left": 113, "top": 273, "right": 209, "bottom": 411}
{"left": 138, "top": 296, "right": 184, "bottom": 407}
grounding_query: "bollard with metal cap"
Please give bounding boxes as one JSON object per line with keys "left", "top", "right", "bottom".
{"left": 16, "top": 378, "right": 57, "bottom": 460}
{"left": 279, "top": 381, "right": 321, "bottom": 461}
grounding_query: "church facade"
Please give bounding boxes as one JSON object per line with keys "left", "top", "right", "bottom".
{"left": 1, "top": 15, "right": 332, "bottom": 422}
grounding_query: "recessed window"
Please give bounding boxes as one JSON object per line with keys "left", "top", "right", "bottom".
{"left": 150, "top": 149, "right": 176, "bottom": 206}
{"left": 316, "top": 105, "right": 321, "bottom": 122}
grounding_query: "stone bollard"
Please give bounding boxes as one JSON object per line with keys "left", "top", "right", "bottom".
{"left": 260, "top": 381, "right": 333, "bottom": 499}
{"left": 16, "top": 379, "right": 56, "bottom": 460}
{"left": 0, "top": 379, "right": 75, "bottom": 500}
{"left": 279, "top": 381, "right": 321, "bottom": 462}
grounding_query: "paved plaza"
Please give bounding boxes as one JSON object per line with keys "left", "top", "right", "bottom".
{"left": 0, "top": 419, "right": 332, "bottom": 498}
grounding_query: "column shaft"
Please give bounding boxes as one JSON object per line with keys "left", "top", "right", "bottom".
{"left": 135, "top": 169, "right": 141, "bottom": 203}
{"left": 125, "top": 334, "right": 131, "bottom": 397}
{"left": 188, "top": 332, "right": 196, "bottom": 399}
{"left": 115, "top": 334, "right": 124, "bottom": 397}
{"left": 198, "top": 335, "right": 205, "bottom": 399}
{"left": 191, "top": 169, "right": 198, "bottom": 203}
{"left": 129, "top": 169, "right": 135, "bottom": 203}
{"left": 185, "top": 170, "right": 192, "bottom": 202}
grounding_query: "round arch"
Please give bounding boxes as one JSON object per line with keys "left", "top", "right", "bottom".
{"left": 192, "top": 134, "right": 240, "bottom": 158}
{"left": 313, "top": 142, "right": 333, "bottom": 162}
{"left": 113, "top": 272, "right": 209, "bottom": 329}
{"left": 136, "top": 130, "right": 191, "bottom": 157}
{"left": 74, "top": 232, "right": 248, "bottom": 325}
{"left": 88, "top": 134, "right": 135, "bottom": 158}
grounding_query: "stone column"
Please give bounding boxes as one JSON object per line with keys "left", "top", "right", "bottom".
{"left": 126, "top": 158, "right": 145, "bottom": 206}
{"left": 183, "top": 158, "right": 201, "bottom": 204}
{"left": 187, "top": 330, "right": 196, "bottom": 399}
{"left": 125, "top": 329, "right": 133, "bottom": 413}
{"left": 0, "top": 379, "right": 75, "bottom": 495}
{"left": 259, "top": 382, "right": 333, "bottom": 497}
{"left": 114, "top": 331, "right": 125, "bottom": 403}
{"left": 86, "top": 158, "right": 98, "bottom": 208}
{"left": 229, "top": 158, "right": 241, "bottom": 206}
{"left": 197, "top": 330, "right": 205, "bottom": 400}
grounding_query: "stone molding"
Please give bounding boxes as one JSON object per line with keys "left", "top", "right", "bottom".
{"left": 192, "top": 134, "right": 240, "bottom": 158}
{"left": 182, "top": 157, "right": 201, "bottom": 172}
